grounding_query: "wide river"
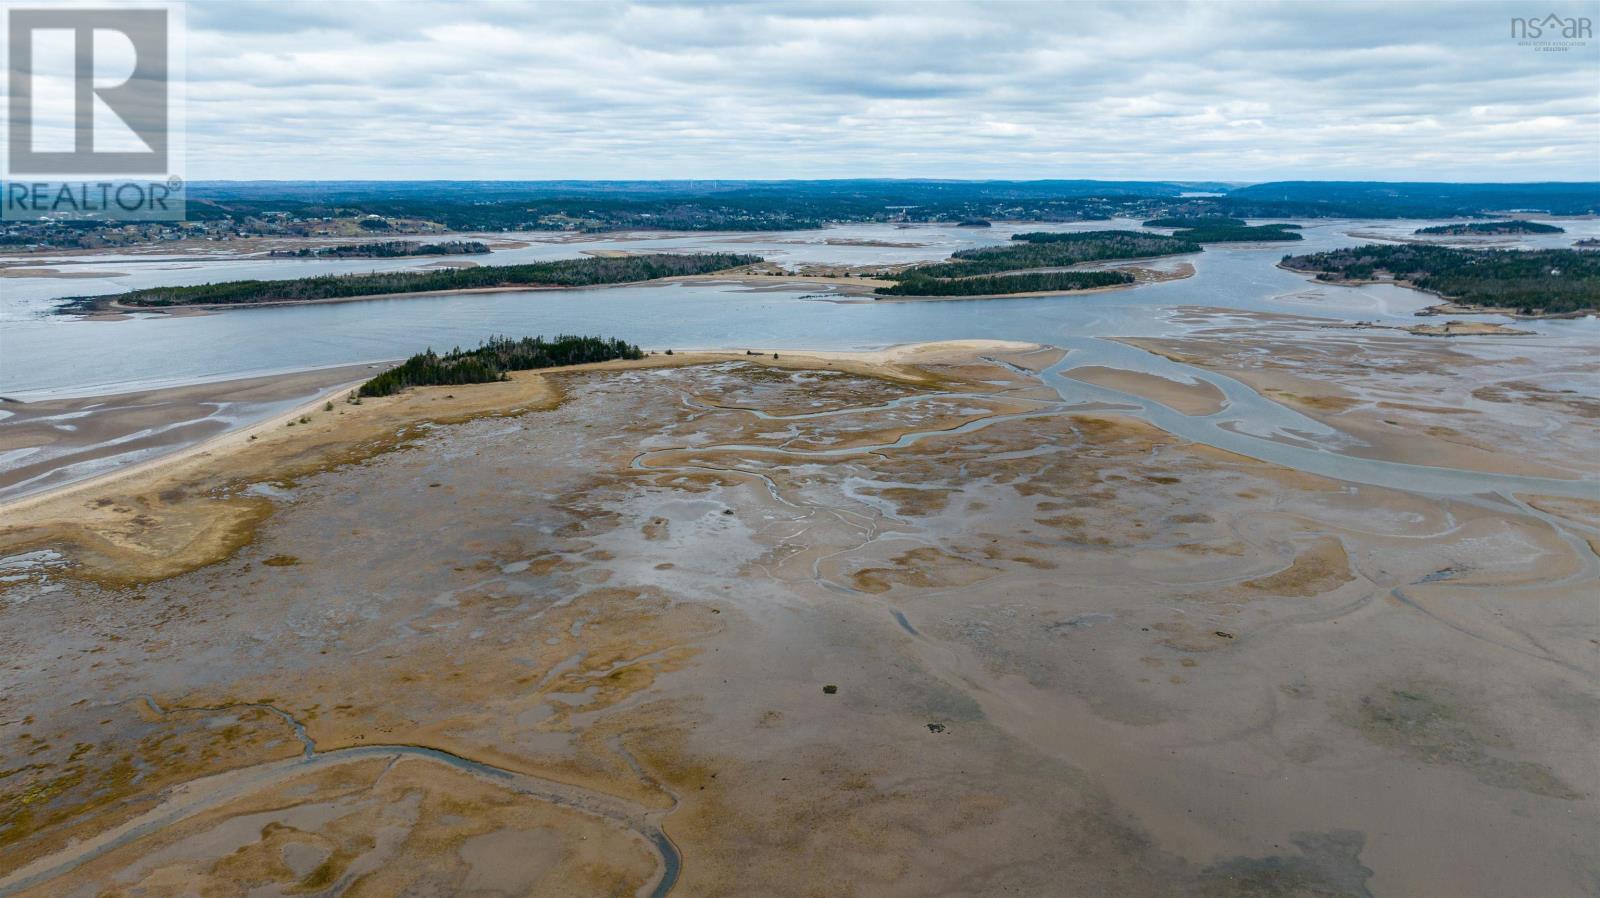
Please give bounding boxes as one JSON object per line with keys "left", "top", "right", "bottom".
{"left": 2, "top": 217, "right": 1597, "bottom": 501}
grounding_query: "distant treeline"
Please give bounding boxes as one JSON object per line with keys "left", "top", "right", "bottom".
{"left": 1281, "top": 245, "right": 1599, "bottom": 315}
{"left": 360, "top": 335, "right": 645, "bottom": 397}
{"left": 68, "top": 253, "right": 759, "bottom": 309}
{"left": 876, "top": 270, "right": 1133, "bottom": 296}
{"left": 1168, "top": 223, "right": 1302, "bottom": 242}
{"left": 1223, "top": 181, "right": 1600, "bottom": 218}
{"left": 1413, "top": 220, "right": 1565, "bottom": 236}
{"left": 269, "top": 240, "right": 491, "bottom": 258}
{"left": 895, "top": 230, "right": 1199, "bottom": 280}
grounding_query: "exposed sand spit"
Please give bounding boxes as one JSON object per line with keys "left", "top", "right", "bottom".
{"left": 1064, "top": 365, "right": 1227, "bottom": 415}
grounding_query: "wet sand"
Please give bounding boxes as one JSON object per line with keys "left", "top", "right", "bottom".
{"left": 1, "top": 339, "right": 1596, "bottom": 897}
{"left": 1120, "top": 314, "right": 1600, "bottom": 481}
{"left": 1322, "top": 321, "right": 1535, "bottom": 337}
{"left": 0, "top": 268, "right": 131, "bottom": 279}
{"left": 1063, "top": 365, "right": 1227, "bottom": 415}
{"left": 1403, "top": 321, "right": 1533, "bottom": 337}
{"left": 0, "top": 365, "right": 386, "bottom": 504}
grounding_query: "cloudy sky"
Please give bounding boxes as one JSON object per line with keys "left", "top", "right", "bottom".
{"left": 65, "top": 1, "right": 1600, "bottom": 180}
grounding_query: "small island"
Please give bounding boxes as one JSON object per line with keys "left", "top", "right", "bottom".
{"left": 875, "top": 270, "right": 1133, "bottom": 296}
{"left": 1142, "top": 216, "right": 1246, "bottom": 228}
{"left": 268, "top": 240, "right": 492, "bottom": 259}
{"left": 360, "top": 334, "right": 645, "bottom": 396}
{"left": 60, "top": 253, "right": 760, "bottom": 312}
{"left": 875, "top": 230, "right": 1198, "bottom": 296}
{"left": 1169, "top": 222, "right": 1302, "bottom": 242}
{"left": 1414, "top": 220, "right": 1565, "bottom": 236}
{"left": 1281, "top": 244, "right": 1600, "bottom": 316}
{"left": 955, "top": 219, "right": 992, "bottom": 228}
{"left": 1144, "top": 216, "right": 1302, "bottom": 242}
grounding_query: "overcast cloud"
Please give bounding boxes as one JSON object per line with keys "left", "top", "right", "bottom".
{"left": 147, "top": 1, "right": 1600, "bottom": 180}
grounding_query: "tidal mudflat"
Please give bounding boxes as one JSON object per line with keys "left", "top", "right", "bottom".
{"left": 0, "top": 365, "right": 384, "bottom": 504}
{"left": 1, "top": 333, "right": 1595, "bottom": 897}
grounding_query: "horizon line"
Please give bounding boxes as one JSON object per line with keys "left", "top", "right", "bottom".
{"left": 171, "top": 177, "right": 1600, "bottom": 186}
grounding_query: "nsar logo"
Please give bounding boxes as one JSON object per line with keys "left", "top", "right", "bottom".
{"left": 1510, "top": 13, "right": 1593, "bottom": 51}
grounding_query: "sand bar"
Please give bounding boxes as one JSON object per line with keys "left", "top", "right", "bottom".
{"left": 1063, "top": 365, "right": 1227, "bottom": 415}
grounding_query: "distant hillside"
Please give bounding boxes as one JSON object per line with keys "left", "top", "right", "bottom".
{"left": 1228, "top": 182, "right": 1600, "bottom": 217}
{"left": 9, "top": 179, "right": 1596, "bottom": 249}
{"left": 163, "top": 179, "right": 1204, "bottom": 236}
{"left": 186, "top": 179, "right": 1202, "bottom": 204}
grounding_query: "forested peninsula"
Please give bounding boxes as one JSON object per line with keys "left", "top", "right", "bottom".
{"left": 268, "top": 240, "right": 491, "bottom": 258}
{"left": 1280, "top": 245, "right": 1599, "bottom": 316}
{"left": 359, "top": 335, "right": 645, "bottom": 397}
{"left": 61, "top": 253, "right": 760, "bottom": 311}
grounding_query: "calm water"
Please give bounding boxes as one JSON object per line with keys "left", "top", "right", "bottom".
{"left": 4, "top": 217, "right": 1598, "bottom": 399}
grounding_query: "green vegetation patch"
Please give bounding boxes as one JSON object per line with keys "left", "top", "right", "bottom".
{"left": 359, "top": 335, "right": 645, "bottom": 397}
